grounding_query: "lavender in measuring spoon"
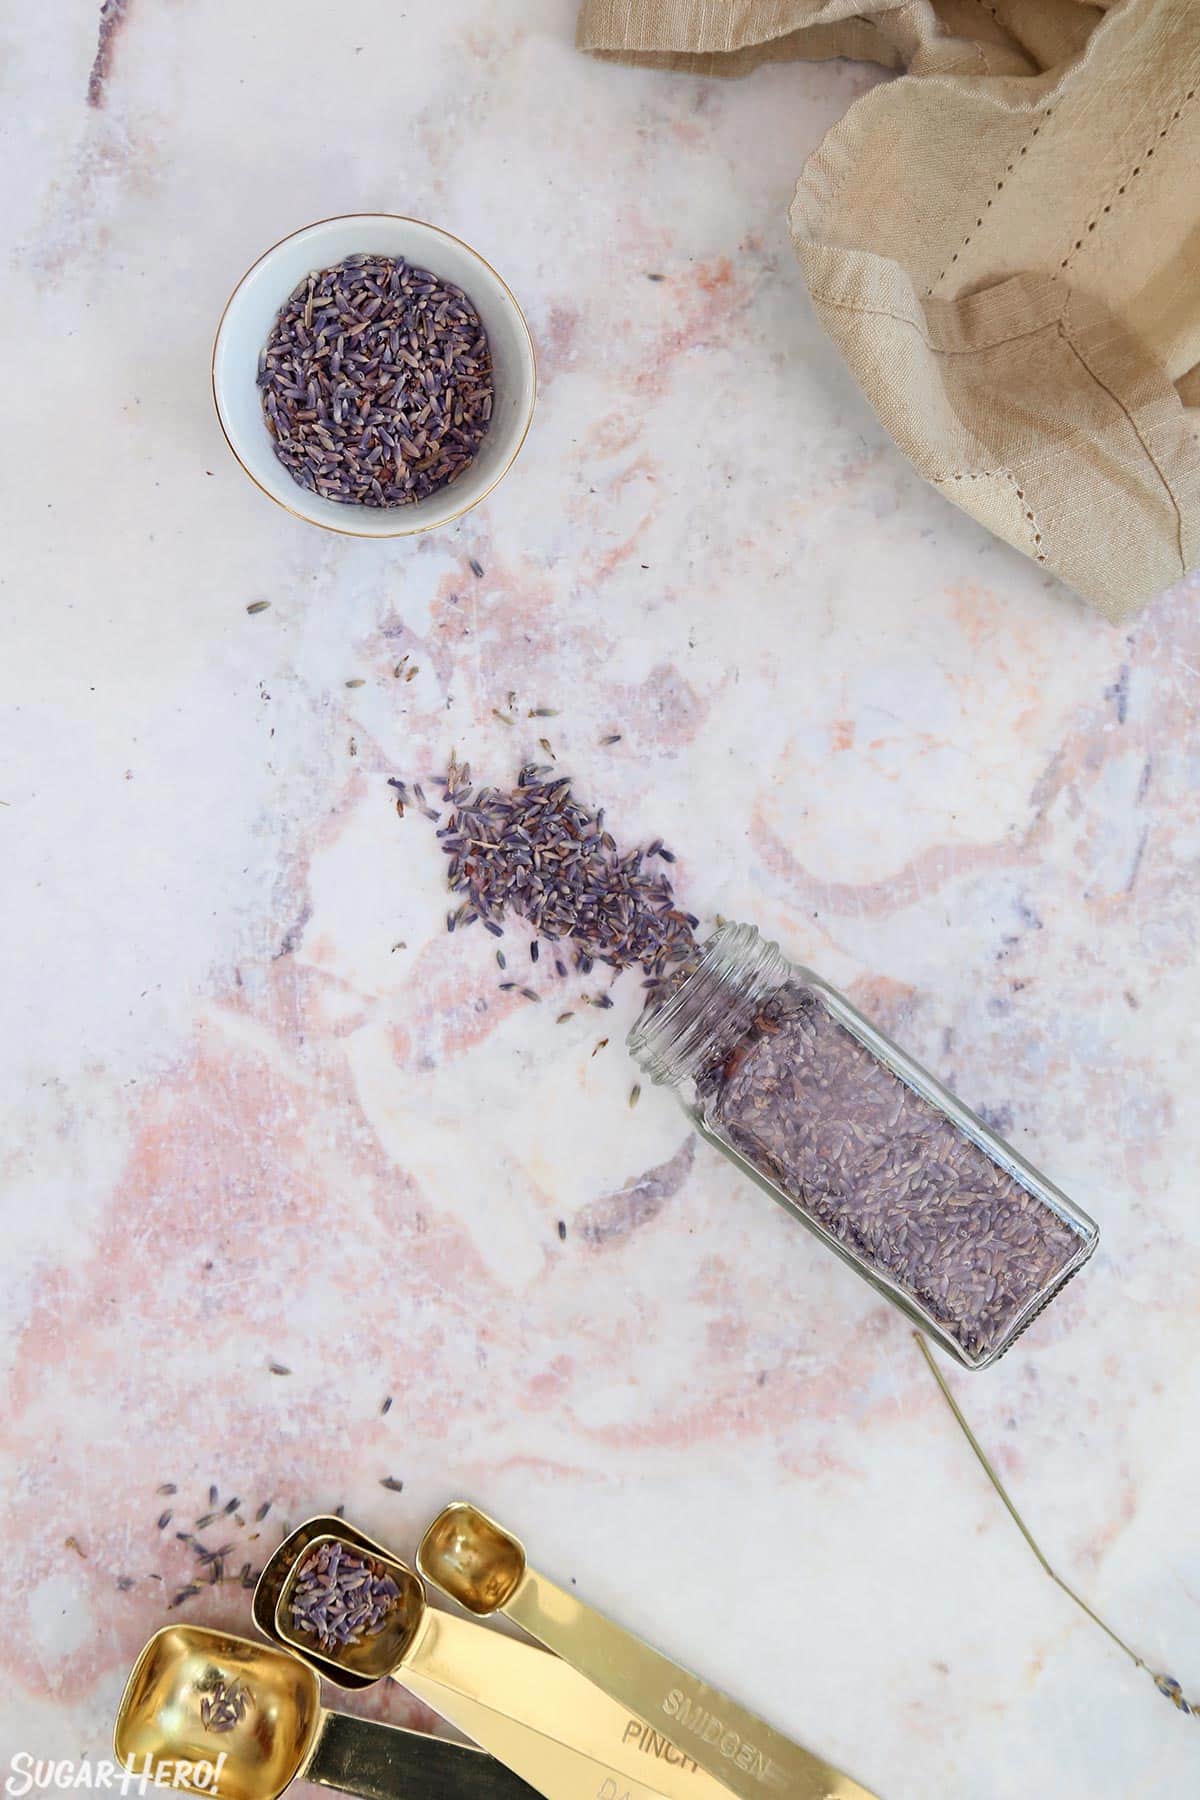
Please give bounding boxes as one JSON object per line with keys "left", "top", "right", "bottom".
{"left": 289, "top": 1540, "right": 401, "bottom": 1650}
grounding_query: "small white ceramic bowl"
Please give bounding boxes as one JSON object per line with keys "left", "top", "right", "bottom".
{"left": 212, "top": 213, "right": 536, "bottom": 536}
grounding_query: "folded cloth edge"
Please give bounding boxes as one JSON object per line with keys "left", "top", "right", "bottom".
{"left": 578, "top": 0, "right": 1200, "bottom": 617}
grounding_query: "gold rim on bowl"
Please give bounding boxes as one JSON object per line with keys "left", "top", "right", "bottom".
{"left": 210, "top": 212, "right": 537, "bottom": 539}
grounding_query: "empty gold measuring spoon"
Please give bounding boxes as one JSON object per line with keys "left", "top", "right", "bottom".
{"left": 418, "top": 1504, "right": 879, "bottom": 1800}
{"left": 114, "top": 1624, "right": 537, "bottom": 1800}
{"left": 257, "top": 1517, "right": 744, "bottom": 1800}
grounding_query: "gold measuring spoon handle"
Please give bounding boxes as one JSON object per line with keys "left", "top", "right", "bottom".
{"left": 308, "top": 1711, "right": 540, "bottom": 1800}
{"left": 403, "top": 1609, "right": 743, "bottom": 1800}
{"left": 499, "top": 1573, "right": 876, "bottom": 1800}
{"left": 398, "top": 1671, "right": 691, "bottom": 1800}
{"left": 418, "top": 1508, "right": 879, "bottom": 1800}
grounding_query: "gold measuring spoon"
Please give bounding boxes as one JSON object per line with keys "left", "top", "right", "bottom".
{"left": 257, "top": 1517, "right": 745, "bottom": 1800}
{"left": 114, "top": 1624, "right": 538, "bottom": 1800}
{"left": 418, "top": 1504, "right": 879, "bottom": 1800}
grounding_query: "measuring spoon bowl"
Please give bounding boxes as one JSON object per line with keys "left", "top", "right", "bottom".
{"left": 417, "top": 1504, "right": 527, "bottom": 1617}
{"left": 255, "top": 1516, "right": 410, "bottom": 1691}
{"left": 115, "top": 1626, "right": 321, "bottom": 1800}
{"left": 274, "top": 1531, "right": 425, "bottom": 1684}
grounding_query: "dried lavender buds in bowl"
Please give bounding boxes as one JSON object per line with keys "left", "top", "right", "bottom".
{"left": 258, "top": 255, "right": 492, "bottom": 508}
{"left": 213, "top": 215, "right": 535, "bottom": 536}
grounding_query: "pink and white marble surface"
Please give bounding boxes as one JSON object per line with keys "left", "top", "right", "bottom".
{"left": 3, "top": 4, "right": 1198, "bottom": 1796}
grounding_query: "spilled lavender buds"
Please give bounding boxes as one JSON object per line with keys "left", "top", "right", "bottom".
{"left": 289, "top": 1540, "right": 401, "bottom": 1651}
{"left": 390, "top": 761, "right": 697, "bottom": 992}
{"left": 259, "top": 256, "right": 492, "bottom": 507}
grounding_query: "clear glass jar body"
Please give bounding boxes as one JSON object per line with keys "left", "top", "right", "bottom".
{"left": 628, "top": 923, "right": 1098, "bottom": 1370}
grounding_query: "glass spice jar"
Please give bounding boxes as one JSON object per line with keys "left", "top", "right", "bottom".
{"left": 628, "top": 923, "right": 1098, "bottom": 1370}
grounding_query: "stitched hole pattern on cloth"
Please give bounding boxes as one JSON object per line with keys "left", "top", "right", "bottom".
{"left": 935, "top": 470, "right": 1048, "bottom": 563}
{"left": 927, "top": 110, "right": 1054, "bottom": 296}
{"left": 1060, "top": 87, "right": 1197, "bottom": 271}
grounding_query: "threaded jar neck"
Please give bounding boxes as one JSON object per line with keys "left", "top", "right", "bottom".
{"left": 627, "top": 921, "right": 790, "bottom": 1087}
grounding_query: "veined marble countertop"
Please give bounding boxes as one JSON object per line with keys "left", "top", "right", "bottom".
{"left": 3, "top": 5, "right": 1197, "bottom": 1796}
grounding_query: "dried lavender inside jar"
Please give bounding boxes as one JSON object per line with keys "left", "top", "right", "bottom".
{"left": 630, "top": 924, "right": 1098, "bottom": 1369}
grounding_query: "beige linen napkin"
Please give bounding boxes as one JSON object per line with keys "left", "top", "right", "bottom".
{"left": 577, "top": 0, "right": 1200, "bottom": 620}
